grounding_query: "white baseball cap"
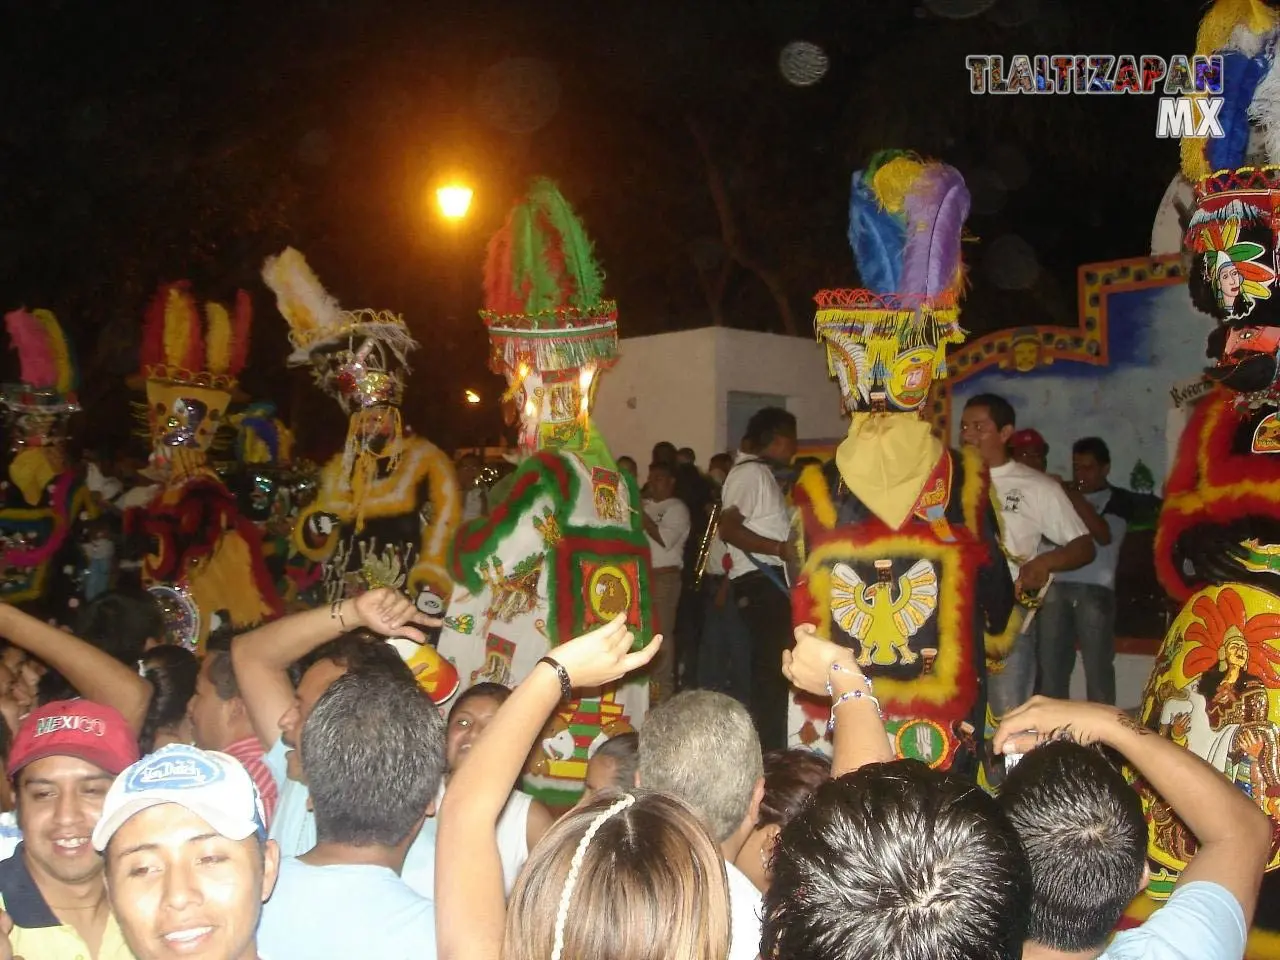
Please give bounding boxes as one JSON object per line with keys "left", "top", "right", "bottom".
{"left": 92, "top": 743, "right": 267, "bottom": 852}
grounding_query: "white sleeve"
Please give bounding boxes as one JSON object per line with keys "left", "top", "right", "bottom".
{"left": 659, "top": 501, "right": 692, "bottom": 551}
{"left": 721, "top": 463, "right": 768, "bottom": 522}
{"left": 1037, "top": 480, "right": 1090, "bottom": 548}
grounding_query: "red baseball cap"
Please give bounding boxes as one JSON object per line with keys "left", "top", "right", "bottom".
{"left": 7, "top": 700, "right": 140, "bottom": 780}
{"left": 1009, "top": 428, "right": 1048, "bottom": 452}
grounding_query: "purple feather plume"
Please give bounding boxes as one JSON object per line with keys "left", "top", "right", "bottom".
{"left": 900, "top": 164, "right": 970, "bottom": 298}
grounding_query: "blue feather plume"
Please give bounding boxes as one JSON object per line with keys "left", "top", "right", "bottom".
{"left": 1206, "top": 50, "right": 1269, "bottom": 171}
{"left": 848, "top": 171, "right": 905, "bottom": 293}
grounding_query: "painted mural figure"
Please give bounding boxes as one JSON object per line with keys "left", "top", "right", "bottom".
{"left": 789, "top": 153, "right": 1014, "bottom": 779}
{"left": 1138, "top": 1, "right": 1280, "bottom": 926}
{"left": 123, "top": 283, "right": 283, "bottom": 650}
{"left": 261, "top": 248, "right": 461, "bottom": 703}
{"left": 0, "top": 309, "right": 99, "bottom": 619}
{"left": 437, "top": 178, "right": 654, "bottom": 808}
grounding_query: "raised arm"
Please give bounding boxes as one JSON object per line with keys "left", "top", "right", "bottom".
{"left": 996, "top": 697, "right": 1272, "bottom": 927}
{"left": 0, "top": 603, "right": 152, "bottom": 735}
{"left": 231, "top": 591, "right": 437, "bottom": 750}
{"left": 436, "top": 616, "right": 660, "bottom": 960}
{"left": 783, "top": 624, "right": 893, "bottom": 777}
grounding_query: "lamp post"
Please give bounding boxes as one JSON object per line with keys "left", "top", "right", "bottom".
{"left": 436, "top": 184, "right": 473, "bottom": 220}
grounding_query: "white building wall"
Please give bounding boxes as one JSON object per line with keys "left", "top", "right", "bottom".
{"left": 592, "top": 327, "right": 848, "bottom": 464}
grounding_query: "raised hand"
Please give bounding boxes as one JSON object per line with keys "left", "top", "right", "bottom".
{"left": 550, "top": 615, "right": 662, "bottom": 690}
{"left": 349, "top": 588, "right": 442, "bottom": 643}
{"left": 782, "top": 623, "right": 864, "bottom": 698}
{"left": 993, "top": 696, "right": 1142, "bottom": 757}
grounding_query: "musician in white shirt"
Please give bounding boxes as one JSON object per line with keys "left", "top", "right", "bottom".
{"left": 643, "top": 461, "right": 692, "bottom": 702}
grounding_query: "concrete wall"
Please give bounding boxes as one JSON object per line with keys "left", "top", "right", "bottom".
{"left": 592, "top": 327, "right": 848, "bottom": 464}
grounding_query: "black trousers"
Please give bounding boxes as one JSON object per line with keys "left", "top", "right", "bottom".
{"left": 733, "top": 570, "right": 793, "bottom": 751}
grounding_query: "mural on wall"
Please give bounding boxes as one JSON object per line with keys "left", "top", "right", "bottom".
{"left": 937, "top": 255, "right": 1210, "bottom": 492}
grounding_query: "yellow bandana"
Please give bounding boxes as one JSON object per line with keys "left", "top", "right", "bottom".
{"left": 835, "top": 414, "right": 942, "bottom": 530}
{"left": 8, "top": 448, "right": 58, "bottom": 506}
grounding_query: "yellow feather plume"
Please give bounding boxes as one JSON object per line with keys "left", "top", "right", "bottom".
{"left": 206, "top": 302, "right": 232, "bottom": 376}
{"left": 164, "top": 288, "right": 197, "bottom": 370}
{"left": 32, "top": 309, "right": 74, "bottom": 394}
{"left": 872, "top": 157, "right": 926, "bottom": 214}
{"left": 261, "top": 247, "right": 341, "bottom": 344}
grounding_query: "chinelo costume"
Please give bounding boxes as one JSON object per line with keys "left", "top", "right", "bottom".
{"left": 437, "top": 178, "right": 654, "bottom": 808}
{"left": 123, "top": 283, "right": 282, "bottom": 650}
{"left": 788, "top": 153, "right": 1014, "bottom": 778}
{"left": 0, "top": 309, "right": 98, "bottom": 618}
{"left": 261, "top": 249, "right": 461, "bottom": 704}
{"left": 1133, "top": 0, "right": 1280, "bottom": 938}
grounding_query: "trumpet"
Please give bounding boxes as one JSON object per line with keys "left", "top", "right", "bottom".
{"left": 692, "top": 502, "right": 721, "bottom": 591}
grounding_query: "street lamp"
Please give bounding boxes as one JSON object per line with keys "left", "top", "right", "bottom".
{"left": 464, "top": 389, "right": 481, "bottom": 404}
{"left": 437, "top": 184, "right": 473, "bottom": 220}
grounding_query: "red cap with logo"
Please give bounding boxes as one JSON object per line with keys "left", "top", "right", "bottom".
{"left": 1009, "top": 428, "right": 1048, "bottom": 452}
{"left": 6, "top": 700, "right": 140, "bottom": 780}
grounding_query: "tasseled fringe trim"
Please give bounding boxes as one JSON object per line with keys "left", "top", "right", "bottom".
{"left": 488, "top": 324, "right": 619, "bottom": 374}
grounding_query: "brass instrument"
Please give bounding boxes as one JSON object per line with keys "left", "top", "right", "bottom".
{"left": 692, "top": 502, "right": 720, "bottom": 591}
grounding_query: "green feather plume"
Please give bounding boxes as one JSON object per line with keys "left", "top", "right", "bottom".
{"left": 529, "top": 178, "right": 605, "bottom": 312}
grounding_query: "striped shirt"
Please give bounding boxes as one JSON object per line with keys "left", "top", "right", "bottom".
{"left": 224, "top": 735, "right": 279, "bottom": 827}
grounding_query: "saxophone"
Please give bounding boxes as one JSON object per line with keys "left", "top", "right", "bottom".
{"left": 692, "top": 502, "right": 720, "bottom": 591}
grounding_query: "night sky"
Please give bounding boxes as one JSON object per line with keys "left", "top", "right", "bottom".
{"left": 0, "top": 0, "right": 1205, "bottom": 456}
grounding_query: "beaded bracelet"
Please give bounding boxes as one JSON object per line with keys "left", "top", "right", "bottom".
{"left": 826, "top": 660, "right": 872, "bottom": 699}
{"left": 827, "top": 689, "right": 881, "bottom": 735}
{"left": 330, "top": 600, "right": 347, "bottom": 630}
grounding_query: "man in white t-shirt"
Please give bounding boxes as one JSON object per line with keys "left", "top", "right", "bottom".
{"left": 643, "top": 461, "right": 692, "bottom": 702}
{"left": 996, "top": 697, "right": 1270, "bottom": 960}
{"left": 959, "top": 395, "right": 1094, "bottom": 726}
{"left": 717, "top": 407, "right": 798, "bottom": 752}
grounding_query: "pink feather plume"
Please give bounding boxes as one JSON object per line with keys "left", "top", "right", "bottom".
{"left": 4, "top": 309, "right": 57, "bottom": 388}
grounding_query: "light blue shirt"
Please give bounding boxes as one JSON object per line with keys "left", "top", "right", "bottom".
{"left": 259, "top": 857, "right": 437, "bottom": 960}
{"left": 1057, "top": 488, "right": 1127, "bottom": 589}
{"left": 262, "top": 737, "right": 438, "bottom": 899}
{"left": 1100, "top": 882, "right": 1246, "bottom": 959}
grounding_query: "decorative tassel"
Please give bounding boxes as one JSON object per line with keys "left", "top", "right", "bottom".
{"left": 206, "top": 302, "right": 233, "bottom": 376}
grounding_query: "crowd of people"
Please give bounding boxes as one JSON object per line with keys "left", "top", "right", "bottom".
{"left": 0, "top": 580, "right": 1266, "bottom": 960}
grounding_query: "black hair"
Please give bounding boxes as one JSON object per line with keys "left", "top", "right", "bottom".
{"left": 763, "top": 760, "right": 1031, "bottom": 960}
{"left": 591, "top": 731, "right": 640, "bottom": 790}
{"left": 652, "top": 441, "right": 678, "bottom": 464}
{"left": 1072, "top": 436, "right": 1111, "bottom": 466}
{"left": 303, "top": 671, "right": 446, "bottom": 847}
{"left": 758, "top": 749, "right": 831, "bottom": 830}
{"left": 744, "top": 407, "right": 797, "bottom": 450}
{"left": 677, "top": 446, "right": 696, "bottom": 462}
{"left": 999, "top": 739, "right": 1148, "bottom": 952}
{"left": 139, "top": 645, "right": 200, "bottom": 754}
{"left": 75, "top": 590, "right": 165, "bottom": 666}
{"left": 204, "top": 649, "right": 240, "bottom": 702}
{"left": 299, "top": 629, "right": 416, "bottom": 686}
{"left": 964, "top": 393, "right": 1016, "bottom": 430}
{"left": 446, "top": 681, "right": 512, "bottom": 722}
{"left": 648, "top": 461, "right": 677, "bottom": 480}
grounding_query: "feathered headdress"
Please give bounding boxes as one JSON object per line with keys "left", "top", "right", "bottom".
{"left": 2, "top": 309, "right": 80, "bottom": 409}
{"left": 482, "top": 178, "right": 618, "bottom": 376}
{"left": 1, "top": 309, "right": 80, "bottom": 449}
{"left": 261, "top": 247, "right": 416, "bottom": 412}
{"left": 815, "top": 152, "right": 970, "bottom": 413}
{"left": 138, "top": 282, "right": 252, "bottom": 391}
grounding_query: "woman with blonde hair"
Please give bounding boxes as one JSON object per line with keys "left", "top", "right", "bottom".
{"left": 437, "top": 616, "right": 731, "bottom": 960}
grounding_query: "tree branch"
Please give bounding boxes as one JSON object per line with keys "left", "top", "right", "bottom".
{"left": 685, "top": 114, "right": 798, "bottom": 335}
